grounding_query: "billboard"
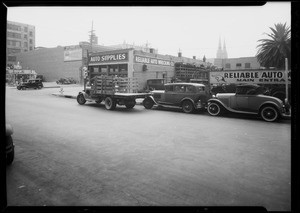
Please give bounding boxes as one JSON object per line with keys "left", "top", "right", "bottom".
{"left": 64, "top": 45, "right": 83, "bottom": 61}
{"left": 134, "top": 55, "right": 174, "bottom": 67}
{"left": 210, "top": 70, "right": 291, "bottom": 85}
{"left": 89, "top": 52, "right": 128, "bottom": 64}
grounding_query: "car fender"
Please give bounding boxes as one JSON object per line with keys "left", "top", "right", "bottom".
{"left": 180, "top": 97, "right": 195, "bottom": 106}
{"left": 207, "top": 98, "right": 227, "bottom": 108}
{"left": 6, "top": 124, "right": 14, "bottom": 136}
{"left": 259, "top": 101, "right": 281, "bottom": 112}
{"left": 146, "top": 95, "right": 159, "bottom": 105}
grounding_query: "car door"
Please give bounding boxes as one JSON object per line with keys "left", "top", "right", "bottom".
{"left": 166, "top": 85, "right": 187, "bottom": 105}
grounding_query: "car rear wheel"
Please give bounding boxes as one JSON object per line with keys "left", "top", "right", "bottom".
{"left": 143, "top": 97, "right": 154, "bottom": 109}
{"left": 104, "top": 97, "right": 116, "bottom": 110}
{"left": 77, "top": 94, "right": 86, "bottom": 105}
{"left": 260, "top": 106, "right": 278, "bottom": 122}
{"left": 182, "top": 100, "right": 194, "bottom": 113}
{"left": 207, "top": 102, "right": 222, "bottom": 116}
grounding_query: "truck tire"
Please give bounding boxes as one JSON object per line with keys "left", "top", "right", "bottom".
{"left": 6, "top": 136, "right": 14, "bottom": 165}
{"left": 182, "top": 100, "right": 194, "bottom": 113}
{"left": 260, "top": 105, "right": 278, "bottom": 122}
{"left": 105, "top": 97, "right": 116, "bottom": 110}
{"left": 77, "top": 94, "right": 86, "bottom": 105}
{"left": 143, "top": 97, "right": 154, "bottom": 109}
{"left": 207, "top": 102, "right": 222, "bottom": 116}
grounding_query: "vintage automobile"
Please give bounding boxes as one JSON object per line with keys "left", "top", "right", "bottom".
{"left": 206, "top": 84, "right": 290, "bottom": 122}
{"left": 143, "top": 83, "right": 211, "bottom": 113}
{"left": 6, "top": 124, "right": 15, "bottom": 165}
{"left": 17, "top": 78, "right": 43, "bottom": 90}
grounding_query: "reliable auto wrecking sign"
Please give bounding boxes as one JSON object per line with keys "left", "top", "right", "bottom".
{"left": 210, "top": 70, "right": 291, "bottom": 85}
{"left": 134, "top": 55, "right": 174, "bottom": 66}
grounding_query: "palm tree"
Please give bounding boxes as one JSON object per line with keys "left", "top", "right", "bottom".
{"left": 256, "top": 23, "right": 291, "bottom": 69}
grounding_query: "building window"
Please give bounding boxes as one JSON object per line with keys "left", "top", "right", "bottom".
{"left": 7, "top": 32, "right": 22, "bottom": 39}
{"left": 8, "top": 56, "right": 16, "bottom": 62}
{"left": 29, "top": 39, "right": 32, "bottom": 44}
{"left": 245, "top": 63, "right": 251, "bottom": 68}
{"left": 29, "top": 46, "right": 33, "bottom": 51}
{"left": 24, "top": 34, "right": 27, "bottom": 39}
{"left": 24, "top": 27, "right": 28, "bottom": 32}
{"left": 29, "top": 31, "right": 33, "bottom": 37}
{"left": 24, "top": 42, "right": 28, "bottom": 47}
{"left": 225, "top": 63, "right": 231, "bottom": 69}
{"left": 236, "top": 63, "right": 242, "bottom": 68}
{"left": 7, "top": 24, "right": 21, "bottom": 31}
{"left": 8, "top": 48, "right": 21, "bottom": 54}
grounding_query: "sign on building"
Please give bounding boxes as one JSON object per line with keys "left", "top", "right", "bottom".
{"left": 134, "top": 55, "right": 174, "bottom": 67}
{"left": 89, "top": 52, "right": 129, "bottom": 64}
{"left": 210, "top": 70, "right": 291, "bottom": 85}
{"left": 64, "top": 45, "right": 83, "bottom": 61}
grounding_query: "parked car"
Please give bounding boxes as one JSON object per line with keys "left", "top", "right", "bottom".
{"left": 143, "top": 83, "right": 211, "bottom": 113}
{"left": 207, "top": 84, "right": 290, "bottom": 122}
{"left": 6, "top": 124, "right": 14, "bottom": 165}
{"left": 17, "top": 79, "right": 43, "bottom": 90}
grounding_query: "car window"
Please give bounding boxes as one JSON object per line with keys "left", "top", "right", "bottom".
{"left": 174, "top": 85, "right": 181, "bottom": 92}
{"left": 236, "top": 87, "right": 250, "bottom": 95}
{"left": 186, "top": 85, "right": 195, "bottom": 93}
{"left": 165, "top": 85, "right": 173, "bottom": 92}
{"left": 196, "top": 86, "right": 205, "bottom": 92}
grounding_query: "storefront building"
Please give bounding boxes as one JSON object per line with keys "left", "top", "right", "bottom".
{"left": 88, "top": 49, "right": 206, "bottom": 91}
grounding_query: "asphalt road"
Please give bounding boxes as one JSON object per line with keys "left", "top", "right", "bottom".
{"left": 5, "top": 87, "right": 291, "bottom": 210}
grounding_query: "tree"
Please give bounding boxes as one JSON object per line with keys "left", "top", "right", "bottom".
{"left": 256, "top": 23, "right": 291, "bottom": 69}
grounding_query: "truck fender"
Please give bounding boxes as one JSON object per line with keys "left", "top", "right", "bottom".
{"left": 78, "top": 91, "right": 90, "bottom": 100}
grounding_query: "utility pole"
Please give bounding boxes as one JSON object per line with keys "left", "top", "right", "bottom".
{"left": 89, "top": 21, "right": 95, "bottom": 52}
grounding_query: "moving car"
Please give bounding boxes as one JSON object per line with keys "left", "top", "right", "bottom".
{"left": 206, "top": 84, "right": 290, "bottom": 122}
{"left": 6, "top": 124, "right": 14, "bottom": 165}
{"left": 17, "top": 79, "right": 43, "bottom": 90}
{"left": 143, "top": 83, "right": 211, "bottom": 113}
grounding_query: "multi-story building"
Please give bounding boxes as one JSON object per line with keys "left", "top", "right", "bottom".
{"left": 6, "top": 20, "right": 35, "bottom": 67}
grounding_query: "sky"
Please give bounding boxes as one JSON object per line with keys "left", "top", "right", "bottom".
{"left": 7, "top": 2, "right": 291, "bottom": 59}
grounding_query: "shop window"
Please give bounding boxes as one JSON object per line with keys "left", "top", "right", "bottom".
{"left": 245, "top": 63, "right": 251, "bottom": 68}
{"left": 8, "top": 56, "right": 16, "bottom": 62}
{"left": 93, "top": 67, "right": 99, "bottom": 73}
{"left": 225, "top": 63, "right": 231, "bottom": 69}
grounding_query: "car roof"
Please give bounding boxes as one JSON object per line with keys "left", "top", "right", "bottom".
{"left": 165, "top": 82, "right": 205, "bottom": 87}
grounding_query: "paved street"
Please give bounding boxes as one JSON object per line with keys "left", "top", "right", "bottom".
{"left": 5, "top": 86, "right": 291, "bottom": 210}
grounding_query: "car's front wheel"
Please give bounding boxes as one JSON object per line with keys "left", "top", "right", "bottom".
{"left": 77, "top": 94, "right": 86, "bottom": 105}
{"left": 143, "top": 97, "right": 154, "bottom": 109}
{"left": 182, "top": 100, "right": 194, "bottom": 113}
{"left": 260, "top": 106, "right": 278, "bottom": 122}
{"left": 207, "top": 102, "right": 222, "bottom": 116}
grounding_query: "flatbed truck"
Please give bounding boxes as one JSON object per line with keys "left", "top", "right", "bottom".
{"left": 77, "top": 75, "right": 149, "bottom": 110}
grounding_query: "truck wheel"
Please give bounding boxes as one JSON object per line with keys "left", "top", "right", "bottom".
{"left": 207, "top": 102, "right": 222, "bottom": 116}
{"left": 38, "top": 85, "right": 42, "bottom": 89}
{"left": 105, "top": 97, "right": 116, "bottom": 110}
{"left": 182, "top": 100, "right": 194, "bottom": 113}
{"left": 143, "top": 97, "right": 154, "bottom": 109}
{"left": 260, "top": 106, "right": 278, "bottom": 122}
{"left": 77, "top": 94, "right": 86, "bottom": 105}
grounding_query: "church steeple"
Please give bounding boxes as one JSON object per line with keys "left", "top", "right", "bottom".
{"left": 216, "top": 36, "right": 223, "bottom": 58}
{"left": 223, "top": 39, "right": 228, "bottom": 59}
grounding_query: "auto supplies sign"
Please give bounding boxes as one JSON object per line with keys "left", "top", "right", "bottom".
{"left": 210, "top": 70, "right": 291, "bottom": 84}
{"left": 134, "top": 55, "right": 174, "bottom": 66}
{"left": 89, "top": 53, "right": 128, "bottom": 64}
{"left": 64, "top": 45, "right": 83, "bottom": 61}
